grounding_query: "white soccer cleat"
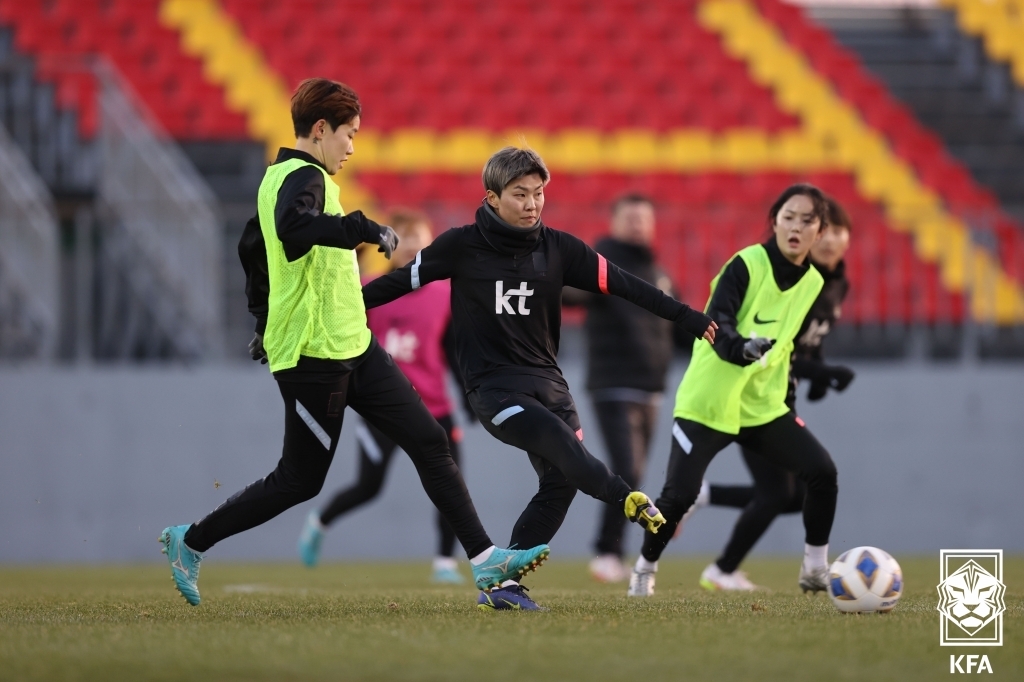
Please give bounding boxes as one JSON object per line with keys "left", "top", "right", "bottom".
{"left": 589, "top": 554, "right": 629, "bottom": 583}
{"left": 627, "top": 567, "right": 656, "bottom": 597}
{"left": 799, "top": 563, "right": 829, "bottom": 595}
{"left": 699, "top": 563, "right": 758, "bottom": 591}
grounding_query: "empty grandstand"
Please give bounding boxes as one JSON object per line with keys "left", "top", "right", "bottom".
{"left": 1, "top": 0, "right": 1023, "bottom": 360}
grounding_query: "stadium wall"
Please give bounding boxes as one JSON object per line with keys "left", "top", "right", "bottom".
{"left": 1, "top": 341, "right": 1021, "bottom": 563}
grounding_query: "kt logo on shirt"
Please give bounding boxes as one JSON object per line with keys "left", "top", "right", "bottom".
{"left": 495, "top": 281, "right": 534, "bottom": 315}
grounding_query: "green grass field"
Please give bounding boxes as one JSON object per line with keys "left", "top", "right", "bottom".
{"left": 0, "top": 557, "right": 1019, "bottom": 682}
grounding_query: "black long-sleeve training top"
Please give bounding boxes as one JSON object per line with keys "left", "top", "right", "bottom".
{"left": 362, "top": 203, "right": 712, "bottom": 391}
{"left": 787, "top": 259, "right": 850, "bottom": 402}
{"left": 582, "top": 237, "right": 689, "bottom": 394}
{"left": 705, "top": 237, "right": 813, "bottom": 367}
{"left": 238, "top": 148, "right": 385, "bottom": 335}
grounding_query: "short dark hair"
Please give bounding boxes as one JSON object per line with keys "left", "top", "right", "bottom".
{"left": 767, "top": 183, "right": 827, "bottom": 229}
{"left": 825, "top": 196, "right": 852, "bottom": 232}
{"left": 291, "top": 78, "right": 361, "bottom": 138}
{"left": 612, "top": 193, "right": 654, "bottom": 214}
{"left": 482, "top": 146, "right": 550, "bottom": 196}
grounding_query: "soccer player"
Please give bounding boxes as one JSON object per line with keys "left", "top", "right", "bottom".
{"left": 158, "top": 79, "right": 550, "bottom": 606}
{"left": 627, "top": 184, "right": 839, "bottom": 598}
{"left": 362, "top": 146, "right": 718, "bottom": 610}
{"left": 689, "top": 196, "right": 853, "bottom": 591}
{"left": 567, "top": 194, "right": 686, "bottom": 583}
{"left": 296, "top": 208, "right": 473, "bottom": 584}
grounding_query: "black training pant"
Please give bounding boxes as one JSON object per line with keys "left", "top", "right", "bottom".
{"left": 641, "top": 413, "right": 837, "bottom": 562}
{"left": 184, "top": 340, "right": 491, "bottom": 558}
{"left": 709, "top": 447, "right": 807, "bottom": 573}
{"left": 318, "top": 414, "right": 461, "bottom": 558}
{"left": 468, "top": 374, "right": 632, "bottom": 551}
{"left": 591, "top": 398, "right": 659, "bottom": 558}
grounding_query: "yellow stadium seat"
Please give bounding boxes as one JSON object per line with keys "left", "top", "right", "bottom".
{"left": 603, "top": 131, "right": 656, "bottom": 171}
{"left": 718, "top": 130, "right": 772, "bottom": 170}
{"left": 545, "top": 130, "right": 603, "bottom": 172}
{"left": 663, "top": 131, "right": 715, "bottom": 171}
{"left": 439, "top": 131, "right": 496, "bottom": 172}
{"left": 378, "top": 130, "right": 437, "bottom": 172}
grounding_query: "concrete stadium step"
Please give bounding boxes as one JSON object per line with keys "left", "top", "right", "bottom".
{"left": 814, "top": 5, "right": 1024, "bottom": 221}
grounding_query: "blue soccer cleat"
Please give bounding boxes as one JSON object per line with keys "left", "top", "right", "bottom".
{"left": 471, "top": 545, "right": 550, "bottom": 591}
{"left": 430, "top": 558, "right": 466, "bottom": 584}
{"left": 298, "top": 510, "right": 325, "bottom": 568}
{"left": 477, "top": 584, "right": 547, "bottom": 611}
{"left": 159, "top": 525, "right": 203, "bottom": 606}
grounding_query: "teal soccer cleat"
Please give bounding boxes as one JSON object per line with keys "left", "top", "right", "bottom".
{"left": 298, "top": 510, "right": 325, "bottom": 568}
{"left": 471, "top": 545, "right": 550, "bottom": 591}
{"left": 159, "top": 525, "right": 203, "bottom": 606}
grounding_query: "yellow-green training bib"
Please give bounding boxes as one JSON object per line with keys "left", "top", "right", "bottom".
{"left": 674, "top": 244, "right": 823, "bottom": 434}
{"left": 257, "top": 158, "right": 371, "bottom": 372}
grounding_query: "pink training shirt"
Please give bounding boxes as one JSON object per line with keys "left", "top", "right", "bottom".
{"left": 365, "top": 278, "right": 454, "bottom": 418}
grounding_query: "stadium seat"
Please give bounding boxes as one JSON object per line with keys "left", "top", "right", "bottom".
{"left": 0, "top": 0, "right": 245, "bottom": 139}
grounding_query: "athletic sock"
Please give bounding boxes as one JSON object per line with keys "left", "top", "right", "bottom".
{"left": 635, "top": 556, "right": 658, "bottom": 573}
{"left": 469, "top": 545, "right": 496, "bottom": 566}
{"left": 695, "top": 480, "right": 710, "bottom": 508}
{"left": 311, "top": 513, "right": 327, "bottom": 532}
{"left": 433, "top": 556, "right": 458, "bottom": 572}
{"left": 803, "top": 543, "right": 828, "bottom": 571}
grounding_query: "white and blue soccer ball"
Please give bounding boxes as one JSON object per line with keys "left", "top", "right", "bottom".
{"left": 827, "top": 546, "right": 903, "bottom": 613}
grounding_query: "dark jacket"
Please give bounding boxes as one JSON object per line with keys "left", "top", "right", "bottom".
{"left": 583, "top": 237, "right": 683, "bottom": 393}
{"left": 362, "top": 203, "right": 712, "bottom": 391}
{"left": 787, "top": 259, "right": 849, "bottom": 405}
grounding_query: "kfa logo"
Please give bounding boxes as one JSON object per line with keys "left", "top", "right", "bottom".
{"left": 495, "top": 281, "right": 534, "bottom": 315}
{"left": 938, "top": 549, "right": 1006, "bottom": 646}
{"left": 949, "top": 655, "right": 993, "bottom": 674}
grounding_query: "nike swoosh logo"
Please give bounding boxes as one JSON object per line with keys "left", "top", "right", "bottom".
{"left": 753, "top": 313, "right": 777, "bottom": 324}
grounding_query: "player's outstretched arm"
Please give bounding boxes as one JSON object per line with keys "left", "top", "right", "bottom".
{"left": 275, "top": 167, "right": 387, "bottom": 254}
{"left": 558, "top": 233, "right": 716, "bottom": 343}
{"left": 362, "top": 227, "right": 462, "bottom": 309}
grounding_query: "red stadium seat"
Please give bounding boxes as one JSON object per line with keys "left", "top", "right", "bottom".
{"left": 1, "top": 0, "right": 245, "bottom": 139}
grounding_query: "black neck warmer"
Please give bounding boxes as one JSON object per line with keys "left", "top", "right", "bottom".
{"left": 476, "top": 202, "right": 544, "bottom": 257}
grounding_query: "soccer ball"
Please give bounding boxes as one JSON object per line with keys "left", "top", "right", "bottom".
{"left": 827, "top": 546, "right": 903, "bottom": 613}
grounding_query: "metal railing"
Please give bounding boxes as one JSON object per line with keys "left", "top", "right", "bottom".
{"left": 0, "top": 120, "right": 59, "bottom": 359}
{"left": 92, "top": 62, "right": 224, "bottom": 360}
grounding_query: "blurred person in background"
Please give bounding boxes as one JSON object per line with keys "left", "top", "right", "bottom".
{"left": 158, "top": 78, "right": 551, "bottom": 606}
{"left": 567, "top": 195, "right": 688, "bottom": 583}
{"left": 297, "top": 208, "right": 476, "bottom": 584}
{"left": 362, "top": 146, "right": 718, "bottom": 610}
{"left": 684, "top": 196, "right": 853, "bottom": 591}
{"left": 629, "top": 184, "right": 839, "bottom": 599}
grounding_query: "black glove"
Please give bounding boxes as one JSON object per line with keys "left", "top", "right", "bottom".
{"left": 742, "top": 336, "right": 775, "bottom": 362}
{"left": 807, "top": 364, "right": 854, "bottom": 401}
{"left": 678, "top": 307, "right": 715, "bottom": 340}
{"left": 248, "top": 333, "right": 267, "bottom": 364}
{"left": 827, "top": 364, "right": 855, "bottom": 392}
{"left": 806, "top": 379, "right": 828, "bottom": 402}
{"left": 378, "top": 225, "right": 399, "bottom": 259}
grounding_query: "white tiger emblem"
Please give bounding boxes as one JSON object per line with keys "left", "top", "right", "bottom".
{"left": 937, "top": 560, "right": 1006, "bottom": 635}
